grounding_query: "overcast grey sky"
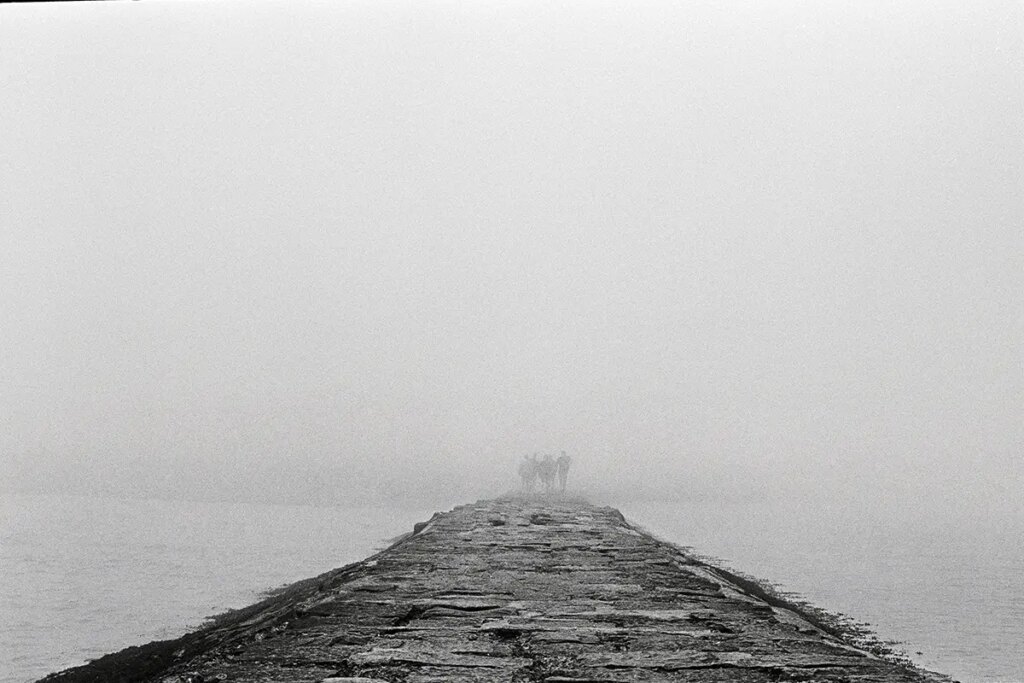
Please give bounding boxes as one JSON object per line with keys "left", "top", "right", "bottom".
{"left": 1, "top": 1, "right": 1021, "bottom": 511}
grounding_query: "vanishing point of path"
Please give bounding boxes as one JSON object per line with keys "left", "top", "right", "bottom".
{"left": 42, "top": 498, "right": 949, "bottom": 683}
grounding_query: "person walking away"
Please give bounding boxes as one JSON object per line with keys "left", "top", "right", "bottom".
{"left": 518, "top": 455, "right": 538, "bottom": 493}
{"left": 556, "top": 451, "right": 572, "bottom": 494}
{"left": 538, "top": 454, "right": 557, "bottom": 493}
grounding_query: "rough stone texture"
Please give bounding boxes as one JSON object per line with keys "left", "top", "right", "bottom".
{"left": 40, "top": 498, "right": 949, "bottom": 683}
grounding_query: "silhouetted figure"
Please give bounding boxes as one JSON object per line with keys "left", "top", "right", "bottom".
{"left": 518, "top": 454, "right": 538, "bottom": 493}
{"left": 556, "top": 451, "right": 571, "bottom": 493}
{"left": 538, "top": 454, "right": 557, "bottom": 493}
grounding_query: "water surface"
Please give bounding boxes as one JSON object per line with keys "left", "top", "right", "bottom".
{"left": 0, "top": 494, "right": 435, "bottom": 683}
{"left": 624, "top": 498, "right": 1024, "bottom": 683}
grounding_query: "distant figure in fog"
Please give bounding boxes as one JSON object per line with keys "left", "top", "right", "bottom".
{"left": 518, "top": 454, "right": 538, "bottom": 493}
{"left": 556, "top": 451, "right": 571, "bottom": 493}
{"left": 538, "top": 454, "right": 557, "bottom": 493}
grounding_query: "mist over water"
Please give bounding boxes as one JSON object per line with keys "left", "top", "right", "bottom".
{"left": 0, "top": 1, "right": 1021, "bottom": 678}
{"left": 2, "top": 1, "right": 1021, "bottom": 515}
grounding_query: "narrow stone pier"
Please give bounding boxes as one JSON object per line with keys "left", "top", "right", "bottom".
{"left": 42, "top": 498, "right": 948, "bottom": 682}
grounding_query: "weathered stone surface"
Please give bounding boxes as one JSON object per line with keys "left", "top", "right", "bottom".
{"left": 40, "top": 498, "right": 950, "bottom": 682}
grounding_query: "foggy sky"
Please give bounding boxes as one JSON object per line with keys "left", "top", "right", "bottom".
{"left": 1, "top": 1, "right": 1021, "bottom": 512}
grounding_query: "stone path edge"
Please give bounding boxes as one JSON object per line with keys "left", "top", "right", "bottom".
{"left": 37, "top": 512, "right": 448, "bottom": 683}
{"left": 615, "top": 516, "right": 926, "bottom": 672}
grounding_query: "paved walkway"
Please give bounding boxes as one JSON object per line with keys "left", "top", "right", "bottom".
{"left": 43, "top": 498, "right": 947, "bottom": 682}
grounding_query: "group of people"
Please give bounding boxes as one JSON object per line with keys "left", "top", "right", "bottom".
{"left": 518, "top": 451, "right": 572, "bottom": 494}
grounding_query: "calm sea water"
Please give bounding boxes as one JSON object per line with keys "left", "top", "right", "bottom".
{"left": 623, "top": 499, "right": 1024, "bottom": 683}
{"left": 1, "top": 494, "right": 1021, "bottom": 683}
{"left": 0, "top": 494, "right": 437, "bottom": 683}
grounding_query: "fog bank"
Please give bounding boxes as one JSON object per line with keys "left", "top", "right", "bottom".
{"left": 2, "top": 1, "right": 1021, "bottom": 517}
